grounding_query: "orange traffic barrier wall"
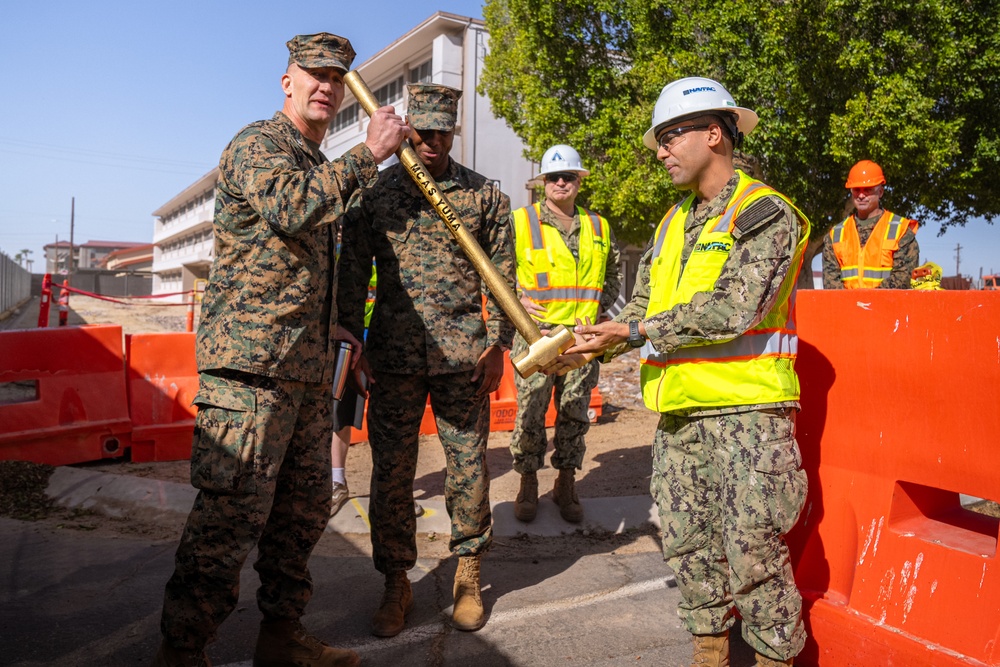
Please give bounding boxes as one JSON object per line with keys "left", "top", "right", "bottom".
{"left": 789, "top": 291, "right": 1000, "bottom": 666}
{"left": 489, "top": 350, "right": 603, "bottom": 431}
{"left": 125, "top": 332, "right": 198, "bottom": 462}
{"left": 0, "top": 324, "right": 132, "bottom": 465}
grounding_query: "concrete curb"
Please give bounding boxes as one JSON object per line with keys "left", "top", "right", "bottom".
{"left": 47, "top": 467, "right": 661, "bottom": 536}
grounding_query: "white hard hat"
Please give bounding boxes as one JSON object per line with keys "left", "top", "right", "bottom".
{"left": 642, "top": 77, "right": 759, "bottom": 150}
{"left": 538, "top": 144, "right": 590, "bottom": 177}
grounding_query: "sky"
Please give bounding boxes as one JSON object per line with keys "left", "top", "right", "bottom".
{"left": 0, "top": 0, "right": 489, "bottom": 273}
{"left": 2, "top": 1, "right": 998, "bottom": 280}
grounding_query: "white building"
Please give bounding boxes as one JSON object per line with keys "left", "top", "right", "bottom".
{"left": 321, "top": 12, "right": 536, "bottom": 205}
{"left": 150, "top": 170, "right": 216, "bottom": 299}
{"left": 150, "top": 12, "right": 537, "bottom": 299}
{"left": 43, "top": 239, "right": 149, "bottom": 274}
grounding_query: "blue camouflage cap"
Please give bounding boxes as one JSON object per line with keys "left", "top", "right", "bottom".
{"left": 406, "top": 84, "right": 462, "bottom": 131}
{"left": 286, "top": 33, "right": 356, "bottom": 72}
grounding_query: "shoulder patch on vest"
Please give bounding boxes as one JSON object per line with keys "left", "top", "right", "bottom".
{"left": 732, "top": 197, "right": 782, "bottom": 240}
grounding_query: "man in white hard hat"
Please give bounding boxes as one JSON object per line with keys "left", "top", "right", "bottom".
{"left": 563, "top": 77, "right": 811, "bottom": 666}
{"left": 509, "top": 144, "right": 621, "bottom": 524}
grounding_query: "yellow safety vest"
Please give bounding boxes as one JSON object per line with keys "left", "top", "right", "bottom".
{"left": 513, "top": 202, "right": 610, "bottom": 326}
{"left": 829, "top": 210, "right": 918, "bottom": 289}
{"left": 364, "top": 264, "right": 377, "bottom": 329}
{"left": 640, "top": 173, "right": 810, "bottom": 413}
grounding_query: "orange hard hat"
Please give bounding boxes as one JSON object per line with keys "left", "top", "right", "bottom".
{"left": 845, "top": 160, "right": 886, "bottom": 188}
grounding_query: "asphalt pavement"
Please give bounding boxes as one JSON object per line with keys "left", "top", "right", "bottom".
{"left": 0, "top": 467, "right": 763, "bottom": 667}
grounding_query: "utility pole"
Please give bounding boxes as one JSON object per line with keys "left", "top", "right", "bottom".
{"left": 954, "top": 243, "right": 963, "bottom": 277}
{"left": 69, "top": 197, "right": 75, "bottom": 276}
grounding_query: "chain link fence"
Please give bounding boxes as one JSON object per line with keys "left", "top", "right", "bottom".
{"left": 0, "top": 251, "right": 32, "bottom": 320}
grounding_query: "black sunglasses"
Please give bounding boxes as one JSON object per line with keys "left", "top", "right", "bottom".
{"left": 544, "top": 172, "right": 578, "bottom": 184}
{"left": 656, "top": 124, "right": 712, "bottom": 150}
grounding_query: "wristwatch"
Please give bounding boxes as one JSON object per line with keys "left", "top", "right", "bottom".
{"left": 627, "top": 320, "right": 645, "bottom": 348}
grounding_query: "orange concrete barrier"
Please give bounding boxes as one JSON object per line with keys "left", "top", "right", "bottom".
{"left": 492, "top": 351, "right": 603, "bottom": 430}
{"left": 125, "top": 332, "right": 198, "bottom": 462}
{"left": 0, "top": 324, "right": 132, "bottom": 465}
{"left": 348, "top": 351, "right": 602, "bottom": 442}
{"left": 789, "top": 291, "right": 1000, "bottom": 666}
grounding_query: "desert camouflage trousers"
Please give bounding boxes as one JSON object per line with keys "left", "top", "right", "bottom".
{"left": 368, "top": 370, "right": 492, "bottom": 574}
{"left": 160, "top": 371, "right": 334, "bottom": 651}
{"left": 652, "top": 407, "right": 808, "bottom": 661}
{"left": 509, "top": 333, "right": 600, "bottom": 473}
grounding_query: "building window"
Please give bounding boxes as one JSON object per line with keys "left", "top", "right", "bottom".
{"left": 409, "top": 60, "right": 432, "bottom": 84}
{"left": 374, "top": 76, "right": 405, "bottom": 106}
{"left": 332, "top": 102, "right": 358, "bottom": 133}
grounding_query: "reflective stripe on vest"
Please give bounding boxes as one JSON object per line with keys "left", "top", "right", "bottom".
{"left": 829, "top": 210, "right": 916, "bottom": 289}
{"left": 639, "top": 172, "right": 811, "bottom": 413}
{"left": 364, "top": 264, "right": 377, "bottom": 329}
{"left": 513, "top": 202, "right": 610, "bottom": 325}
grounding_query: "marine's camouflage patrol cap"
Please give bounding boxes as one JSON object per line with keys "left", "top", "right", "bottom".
{"left": 406, "top": 84, "right": 462, "bottom": 131}
{"left": 286, "top": 33, "right": 356, "bottom": 72}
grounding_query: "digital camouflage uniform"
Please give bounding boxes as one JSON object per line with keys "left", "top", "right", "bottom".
{"left": 509, "top": 203, "right": 621, "bottom": 474}
{"left": 159, "top": 35, "right": 379, "bottom": 652}
{"left": 337, "top": 85, "right": 515, "bottom": 574}
{"left": 605, "top": 172, "right": 809, "bottom": 661}
{"left": 821, "top": 209, "right": 919, "bottom": 289}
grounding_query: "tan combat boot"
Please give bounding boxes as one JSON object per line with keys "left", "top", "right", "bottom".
{"left": 371, "top": 571, "right": 413, "bottom": 638}
{"left": 253, "top": 619, "right": 359, "bottom": 667}
{"left": 691, "top": 631, "right": 730, "bottom": 666}
{"left": 514, "top": 471, "right": 538, "bottom": 522}
{"left": 452, "top": 555, "right": 485, "bottom": 631}
{"left": 553, "top": 468, "right": 583, "bottom": 523}
{"left": 755, "top": 653, "right": 793, "bottom": 666}
{"left": 151, "top": 640, "right": 212, "bottom": 667}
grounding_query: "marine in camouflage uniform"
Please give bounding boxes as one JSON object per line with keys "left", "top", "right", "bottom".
{"left": 155, "top": 33, "right": 406, "bottom": 667}
{"left": 569, "top": 80, "right": 809, "bottom": 665}
{"left": 509, "top": 163, "right": 621, "bottom": 523}
{"left": 823, "top": 159, "right": 918, "bottom": 289}
{"left": 337, "top": 83, "right": 514, "bottom": 636}
{"left": 821, "top": 211, "right": 919, "bottom": 289}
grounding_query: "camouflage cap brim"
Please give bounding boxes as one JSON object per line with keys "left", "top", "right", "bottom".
{"left": 409, "top": 112, "right": 457, "bottom": 132}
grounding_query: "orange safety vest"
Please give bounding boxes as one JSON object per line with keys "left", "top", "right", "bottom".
{"left": 829, "top": 211, "right": 918, "bottom": 289}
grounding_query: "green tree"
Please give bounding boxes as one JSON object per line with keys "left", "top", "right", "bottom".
{"left": 481, "top": 0, "right": 1000, "bottom": 269}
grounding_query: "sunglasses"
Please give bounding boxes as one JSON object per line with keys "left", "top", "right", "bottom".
{"left": 656, "top": 124, "right": 711, "bottom": 151}
{"left": 544, "top": 172, "right": 578, "bottom": 184}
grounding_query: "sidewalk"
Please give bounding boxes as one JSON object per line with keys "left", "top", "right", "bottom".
{"left": 46, "top": 465, "right": 662, "bottom": 538}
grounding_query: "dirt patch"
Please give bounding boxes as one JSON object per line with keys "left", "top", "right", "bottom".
{"left": 1, "top": 293, "right": 198, "bottom": 333}
{"left": 0, "top": 460, "right": 56, "bottom": 520}
{"left": 79, "top": 396, "right": 659, "bottom": 509}
{"left": 969, "top": 500, "right": 1000, "bottom": 518}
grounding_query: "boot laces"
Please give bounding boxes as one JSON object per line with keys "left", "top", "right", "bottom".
{"left": 557, "top": 472, "right": 579, "bottom": 503}
{"left": 456, "top": 558, "right": 481, "bottom": 601}
{"left": 286, "top": 620, "right": 328, "bottom": 651}
{"left": 383, "top": 573, "right": 408, "bottom": 604}
{"left": 458, "top": 557, "right": 480, "bottom": 580}
{"left": 518, "top": 474, "right": 537, "bottom": 501}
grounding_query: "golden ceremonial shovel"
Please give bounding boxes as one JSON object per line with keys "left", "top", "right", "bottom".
{"left": 344, "top": 71, "right": 573, "bottom": 377}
